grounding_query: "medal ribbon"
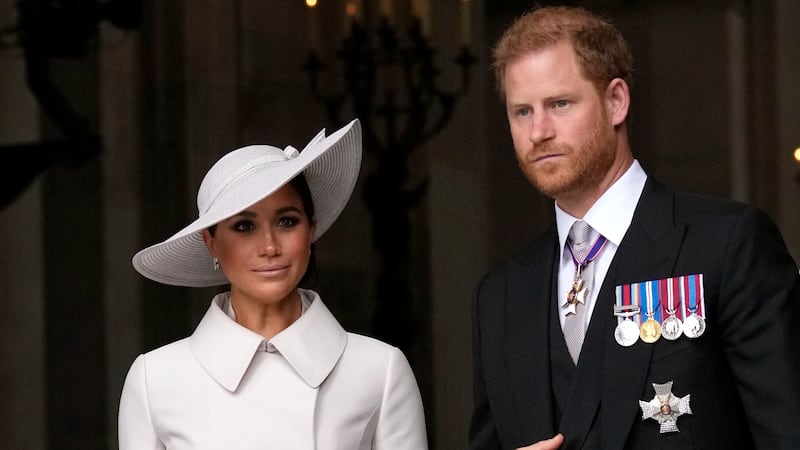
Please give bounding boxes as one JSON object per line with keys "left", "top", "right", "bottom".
{"left": 624, "top": 283, "right": 631, "bottom": 306}
{"left": 640, "top": 280, "right": 660, "bottom": 321}
{"left": 671, "top": 276, "right": 684, "bottom": 320}
{"left": 614, "top": 283, "right": 640, "bottom": 322}
{"left": 681, "top": 274, "right": 705, "bottom": 317}
{"left": 660, "top": 278, "right": 674, "bottom": 315}
{"left": 696, "top": 274, "right": 705, "bottom": 316}
{"left": 566, "top": 234, "right": 608, "bottom": 270}
{"left": 632, "top": 282, "right": 640, "bottom": 317}
{"left": 649, "top": 280, "right": 661, "bottom": 322}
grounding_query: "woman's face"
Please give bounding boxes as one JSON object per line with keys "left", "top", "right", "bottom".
{"left": 202, "top": 184, "right": 316, "bottom": 308}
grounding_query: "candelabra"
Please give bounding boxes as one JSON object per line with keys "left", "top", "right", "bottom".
{"left": 303, "top": 13, "right": 475, "bottom": 353}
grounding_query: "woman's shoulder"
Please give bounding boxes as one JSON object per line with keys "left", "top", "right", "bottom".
{"left": 128, "top": 337, "right": 193, "bottom": 375}
{"left": 340, "top": 333, "right": 412, "bottom": 371}
{"left": 144, "top": 337, "right": 191, "bottom": 356}
{"left": 344, "top": 332, "right": 400, "bottom": 353}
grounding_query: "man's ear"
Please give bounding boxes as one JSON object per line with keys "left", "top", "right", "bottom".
{"left": 605, "top": 78, "right": 630, "bottom": 126}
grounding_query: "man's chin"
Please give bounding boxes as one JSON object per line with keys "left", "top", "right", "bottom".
{"left": 528, "top": 176, "right": 573, "bottom": 200}
{"left": 521, "top": 164, "right": 565, "bottom": 194}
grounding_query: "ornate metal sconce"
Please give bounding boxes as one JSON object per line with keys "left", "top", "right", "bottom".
{"left": 0, "top": 0, "right": 141, "bottom": 210}
{"left": 303, "top": 4, "right": 475, "bottom": 353}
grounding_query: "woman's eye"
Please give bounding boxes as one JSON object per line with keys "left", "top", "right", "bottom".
{"left": 516, "top": 107, "right": 530, "bottom": 117}
{"left": 277, "top": 216, "right": 300, "bottom": 228}
{"left": 233, "top": 221, "right": 255, "bottom": 232}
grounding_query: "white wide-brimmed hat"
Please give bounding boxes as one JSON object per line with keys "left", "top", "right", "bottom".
{"left": 132, "top": 119, "right": 362, "bottom": 287}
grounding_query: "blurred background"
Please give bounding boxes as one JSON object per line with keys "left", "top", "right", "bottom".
{"left": 0, "top": 0, "right": 798, "bottom": 448}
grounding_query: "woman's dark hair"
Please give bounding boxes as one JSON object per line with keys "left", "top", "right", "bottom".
{"left": 290, "top": 174, "right": 318, "bottom": 287}
{"left": 207, "top": 173, "right": 318, "bottom": 286}
{"left": 289, "top": 173, "right": 315, "bottom": 224}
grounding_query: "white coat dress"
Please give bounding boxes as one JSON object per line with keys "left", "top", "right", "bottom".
{"left": 118, "top": 289, "right": 427, "bottom": 449}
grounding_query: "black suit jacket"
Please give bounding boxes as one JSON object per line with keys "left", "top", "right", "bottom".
{"left": 470, "top": 179, "right": 800, "bottom": 449}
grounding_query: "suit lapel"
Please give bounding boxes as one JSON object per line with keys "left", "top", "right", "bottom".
{"left": 505, "top": 229, "right": 559, "bottom": 438}
{"left": 558, "top": 179, "right": 687, "bottom": 449}
{"left": 600, "top": 179, "right": 686, "bottom": 449}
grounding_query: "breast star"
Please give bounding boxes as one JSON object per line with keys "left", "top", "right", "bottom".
{"left": 639, "top": 381, "right": 692, "bottom": 433}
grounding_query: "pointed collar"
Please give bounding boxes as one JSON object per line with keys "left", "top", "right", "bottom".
{"left": 555, "top": 159, "right": 647, "bottom": 250}
{"left": 189, "top": 289, "right": 347, "bottom": 392}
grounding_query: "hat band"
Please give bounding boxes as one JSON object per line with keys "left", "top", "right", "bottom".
{"left": 198, "top": 146, "right": 300, "bottom": 215}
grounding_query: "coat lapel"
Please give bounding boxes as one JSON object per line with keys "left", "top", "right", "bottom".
{"left": 270, "top": 289, "right": 347, "bottom": 388}
{"left": 600, "top": 179, "right": 686, "bottom": 449}
{"left": 505, "top": 229, "right": 560, "bottom": 438}
{"left": 190, "top": 293, "right": 266, "bottom": 392}
{"left": 189, "top": 290, "right": 348, "bottom": 393}
{"left": 558, "top": 179, "right": 687, "bottom": 449}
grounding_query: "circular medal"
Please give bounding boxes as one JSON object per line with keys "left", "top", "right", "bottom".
{"left": 614, "top": 319, "right": 640, "bottom": 347}
{"left": 639, "top": 318, "right": 662, "bottom": 343}
{"left": 661, "top": 316, "right": 684, "bottom": 341}
{"left": 683, "top": 313, "right": 706, "bottom": 338}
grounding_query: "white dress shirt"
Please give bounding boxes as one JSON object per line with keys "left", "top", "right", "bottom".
{"left": 555, "top": 160, "right": 647, "bottom": 331}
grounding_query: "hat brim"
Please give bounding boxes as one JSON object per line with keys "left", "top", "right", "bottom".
{"left": 132, "top": 119, "right": 362, "bottom": 287}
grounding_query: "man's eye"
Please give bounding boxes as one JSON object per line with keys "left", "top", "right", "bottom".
{"left": 554, "top": 100, "right": 569, "bottom": 108}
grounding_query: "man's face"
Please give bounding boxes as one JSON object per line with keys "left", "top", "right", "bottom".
{"left": 504, "top": 41, "right": 619, "bottom": 207}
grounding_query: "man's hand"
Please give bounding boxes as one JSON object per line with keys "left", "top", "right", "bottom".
{"left": 515, "top": 433, "right": 564, "bottom": 450}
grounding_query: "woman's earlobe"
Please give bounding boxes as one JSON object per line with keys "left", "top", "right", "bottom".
{"left": 200, "top": 229, "right": 216, "bottom": 256}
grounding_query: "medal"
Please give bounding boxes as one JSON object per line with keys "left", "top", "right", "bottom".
{"left": 660, "top": 277, "right": 683, "bottom": 341}
{"left": 616, "top": 274, "right": 706, "bottom": 345}
{"left": 614, "top": 284, "right": 641, "bottom": 347}
{"left": 639, "top": 381, "right": 692, "bottom": 433}
{"left": 639, "top": 281, "right": 661, "bottom": 343}
{"left": 640, "top": 319, "right": 661, "bottom": 343}
{"left": 562, "top": 232, "right": 608, "bottom": 316}
{"left": 681, "top": 274, "right": 706, "bottom": 338}
{"left": 683, "top": 314, "right": 705, "bottom": 338}
{"left": 661, "top": 316, "right": 683, "bottom": 340}
{"left": 615, "top": 316, "right": 641, "bottom": 347}
{"left": 563, "top": 266, "right": 587, "bottom": 316}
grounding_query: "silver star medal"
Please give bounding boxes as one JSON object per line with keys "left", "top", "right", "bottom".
{"left": 563, "top": 267, "right": 588, "bottom": 316}
{"left": 639, "top": 381, "right": 692, "bottom": 433}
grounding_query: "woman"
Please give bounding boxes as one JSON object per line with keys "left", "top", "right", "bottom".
{"left": 119, "top": 119, "right": 427, "bottom": 449}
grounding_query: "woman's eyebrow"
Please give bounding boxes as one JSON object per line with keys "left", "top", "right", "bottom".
{"left": 276, "top": 206, "right": 303, "bottom": 215}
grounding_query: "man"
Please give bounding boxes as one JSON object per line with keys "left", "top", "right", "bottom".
{"left": 470, "top": 6, "right": 800, "bottom": 450}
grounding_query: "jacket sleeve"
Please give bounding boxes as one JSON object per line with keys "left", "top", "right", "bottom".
{"left": 118, "top": 354, "right": 164, "bottom": 450}
{"left": 373, "top": 347, "right": 428, "bottom": 449}
{"left": 717, "top": 207, "right": 800, "bottom": 447}
{"left": 469, "top": 278, "right": 502, "bottom": 450}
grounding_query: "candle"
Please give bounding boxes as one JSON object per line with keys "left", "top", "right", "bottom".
{"left": 460, "top": 0, "right": 471, "bottom": 45}
{"left": 345, "top": 0, "right": 362, "bottom": 22}
{"left": 344, "top": 0, "right": 361, "bottom": 35}
{"left": 379, "top": 0, "right": 393, "bottom": 23}
{"left": 306, "top": 0, "right": 319, "bottom": 49}
{"left": 411, "top": 0, "right": 430, "bottom": 35}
